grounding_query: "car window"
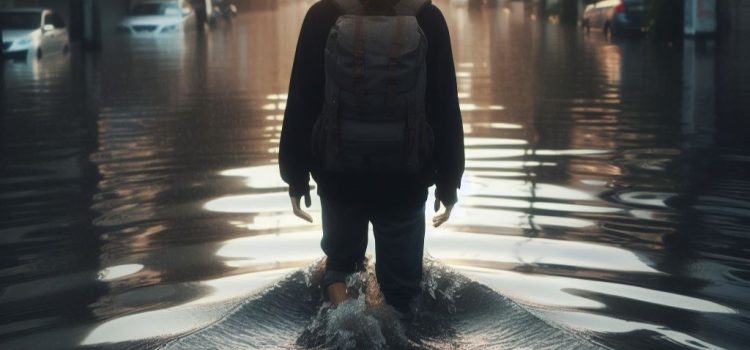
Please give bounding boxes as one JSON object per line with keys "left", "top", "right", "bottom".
{"left": 44, "top": 13, "right": 53, "bottom": 27}
{"left": 131, "top": 4, "right": 160, "bottom": 16}
{"left": 52, "top": 13, "right": 65, "bottom": 28}
{"left": 0, "top": 12, "right": 42, "bottom": 30}
{"left": 130, "top": 3, "right": 181, "bottom": 16}
{"left": 163, "top": 5, "right": 182, "bottom": 16}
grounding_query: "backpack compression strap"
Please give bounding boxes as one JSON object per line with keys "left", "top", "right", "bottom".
{"left": 393, "top": 0, "right": 431, "bottom": 16}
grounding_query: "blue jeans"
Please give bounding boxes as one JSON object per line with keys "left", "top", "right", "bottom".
{"left": 320, "top": 196, "right": 426, "bottom": 313}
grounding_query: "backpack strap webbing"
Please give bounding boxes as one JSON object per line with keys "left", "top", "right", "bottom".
{"left": 331, "top": 0, "right": 366, "bottom": 15}
{"left": 393, "top": 0, "right": 431, "bottom": 16}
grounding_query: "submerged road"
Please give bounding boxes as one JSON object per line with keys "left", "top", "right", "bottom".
{"left": 1, "top": 1, "right": 749, "bottom": 349}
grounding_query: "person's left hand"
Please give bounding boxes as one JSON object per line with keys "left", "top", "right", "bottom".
{"left": 290, "top": 193, "right": 313, "bottom": 223}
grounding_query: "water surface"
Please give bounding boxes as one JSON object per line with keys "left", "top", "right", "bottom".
{"left": 1, "top": 1, "right": 749, "bottom": 349}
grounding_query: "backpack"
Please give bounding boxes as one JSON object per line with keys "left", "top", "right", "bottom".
{"left": 311, "top": 0, "right": 434, "bottom": 174}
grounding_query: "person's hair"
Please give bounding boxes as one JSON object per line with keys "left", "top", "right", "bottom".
{"left": 360, "top": 0, "right": 398, "bottom": 15}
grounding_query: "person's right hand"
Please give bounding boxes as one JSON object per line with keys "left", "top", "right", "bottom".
{"left": 432, "top": 198, "right": 454, "bottom": 227}
{"left": 290, "top": 193, "right": 313, "bottom": 223}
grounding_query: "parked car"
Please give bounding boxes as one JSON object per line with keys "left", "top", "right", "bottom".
{"left": 582, "top": 0, "right": 646, "bottom": 38}
{"left": 1, "top": 8, "right": 69, "bottom": 60}
{"left": 118, "top": 0, "right": 196, "bottom": 36}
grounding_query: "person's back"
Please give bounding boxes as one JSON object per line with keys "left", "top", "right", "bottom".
{"left": 313, "top": 0, "right": 431, "bottom": 177}
{"left": 279, "top": 0, "right": 464, "bottom": 318}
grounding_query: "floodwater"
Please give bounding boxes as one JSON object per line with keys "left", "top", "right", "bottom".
{"left": 1, "top": 1, "right": 749, "bottom": 349}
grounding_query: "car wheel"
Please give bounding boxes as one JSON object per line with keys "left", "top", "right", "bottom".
{"left": 36, "top": 48, "right": 43, "bottom": 59}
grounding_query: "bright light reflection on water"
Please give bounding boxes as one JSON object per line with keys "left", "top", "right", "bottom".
{"left": 203, "top": 193, "right": 322, "bottom": 215}
{"left": 459, "top": 266, "right": 736, "bottom": 314}
{"left": 426, "top": 230, "right": 659, "bottom": 273}
{"left": 98, "top": 264, "right": 145, "bottom": 281}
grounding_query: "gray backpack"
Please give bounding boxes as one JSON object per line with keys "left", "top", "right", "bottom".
{"left": 311, "top": 0, "right": 434, "bottom": 174}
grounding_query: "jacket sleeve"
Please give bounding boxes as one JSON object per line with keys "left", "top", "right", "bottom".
{"left": 423, "top": 6, "right": 465, "bottom": 206}
{"left": 279, "top": 4, "right": 329, "bottom": 198}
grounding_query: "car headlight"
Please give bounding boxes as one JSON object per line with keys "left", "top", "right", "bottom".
{"left": 161, "top": 24, "right": 179, "bottom": 33}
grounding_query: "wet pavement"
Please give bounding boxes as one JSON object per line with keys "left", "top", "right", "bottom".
{"left": 1, "top": 1, "right": 750, "bottom": 349}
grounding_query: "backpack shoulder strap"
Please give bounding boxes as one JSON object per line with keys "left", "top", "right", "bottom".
{"left": 393, "top": 0, "right": 431, "bottom": 16}
{"left": 331, "top": 0, "right": 366, "bottom": 15}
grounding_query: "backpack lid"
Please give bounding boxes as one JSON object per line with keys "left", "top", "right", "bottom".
{"left": 331, "top": 0, "right": 431, "bottom": 16}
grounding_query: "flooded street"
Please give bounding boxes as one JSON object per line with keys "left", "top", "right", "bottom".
{"left": 2, "top": 1, "right": 749, "bottom": 349}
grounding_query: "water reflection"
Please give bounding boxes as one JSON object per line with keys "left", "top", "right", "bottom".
{"left": 460, "top": 265, "right": 734, "bottom": 314}
{"left": 98, "top": 264, "right": 144, "bottom": 281}
{"left": 2, "top": 0, "right": 750, "bottom": 349}
{"left": 427, "top": 231, "right": 659, "bottom": 273}
{"left": 541, "top": 310, "right": 726, "bottom": 350}
{"left": 80, "top": 268, "right": 296, "bottom": 346}
{"left": 1, "top": 41, "right": 104, "bottom": 349}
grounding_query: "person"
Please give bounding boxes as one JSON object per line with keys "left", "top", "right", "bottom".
{"left": 279, "top": 0, "right": 464, "bottom": 318}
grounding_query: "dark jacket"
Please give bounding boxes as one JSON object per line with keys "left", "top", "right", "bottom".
{"left": 279, "top": 0, "right": 464, "bottom": 207}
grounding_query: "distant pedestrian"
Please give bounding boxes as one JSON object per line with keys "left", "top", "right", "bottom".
{"left": 279, "top": 0, "right": 464, "bottom": 319}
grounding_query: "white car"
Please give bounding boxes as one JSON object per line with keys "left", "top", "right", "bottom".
{"left": 118, "top": 0, "right": 196, "bottom": 37}
{"left": 1, "top": 8, "right": 69, "bottom": 60}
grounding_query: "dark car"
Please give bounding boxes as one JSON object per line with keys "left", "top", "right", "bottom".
{"left": 582, "top": 0, "right": 646, "bottom": 38}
